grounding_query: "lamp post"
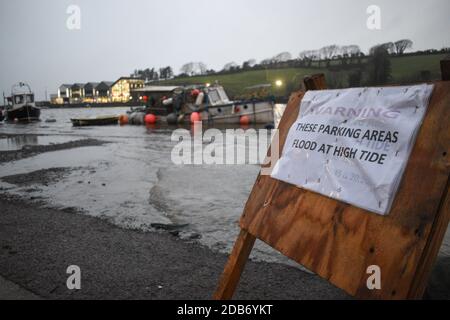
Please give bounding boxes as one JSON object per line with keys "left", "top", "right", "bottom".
{"left": 274, "top": 80, "right": 284, "bottom": 103}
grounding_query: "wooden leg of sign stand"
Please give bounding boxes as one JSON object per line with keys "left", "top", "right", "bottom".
{"left": 213, "top": 229, "right": 256, "bottom": 300}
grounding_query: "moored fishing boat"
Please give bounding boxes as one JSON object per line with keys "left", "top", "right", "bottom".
{"left": 4, "top": 82, "right": 41, "bottom": 122}
{"left": 128, "top": 84, "right": 275, "bottom": 126}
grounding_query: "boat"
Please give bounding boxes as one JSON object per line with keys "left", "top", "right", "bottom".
{"left": 128, "top": 84, "right": 275, "bottom": 125}
{"left": 3, "top": 82, "right": 41, "bottom": 122}
{"left": 71, "top": 115, "right": 119, "bottom": 126}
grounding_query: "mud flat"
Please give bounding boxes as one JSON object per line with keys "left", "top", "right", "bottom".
{"left": 0, "top": 128, "right": 447, "bottom": 299}
{"left": 1, "top": 192, "right": 449, "bottom": 299}
{"left": 0, "top": 137, "right": 108, "bottom": 163}
{"left": 0, "top": 194, "right": 350, "bottom": 299}
{"left": 2, "top": 167, "right": 81, "bottom": 186}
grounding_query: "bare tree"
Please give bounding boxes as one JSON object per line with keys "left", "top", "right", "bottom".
{"left": 197, "top": 62, "right": 207, "bottom": 75}
{"left": 299, "top": 50, "right": 320, "bottom": 66}
{"left": 260, "top": 58, "right": 274, "bottom": 65}
{"left": 370, "top": 42, "right": 395, "bottom": 55}
{"left": 222, "top": 62, "right": 239, "bottom": 71}
{"left": 341, "top": 45, "right": 361, "bottom": 56}
{"left": 159, "top": 66, "right": 174, "bottom": 80}
{"left": 369, "top": 45, "right": 392, "bottom": 85}
{"left": 180, "top": 62, "right": 207, "bottom": 76}
{"left": 242, "top": 59, "right": 256, "bottom": 69}
{"left": 394, "top": 39, "right": 413, "bottom": 55}
{"left": 180, "top": 62, "right": 196, "bottom": 76}
{"left": 319, "top": 45, "right": 340, "bottom": 60}
{"left": 272, "top": 52, "right": 292, "bottom": 62}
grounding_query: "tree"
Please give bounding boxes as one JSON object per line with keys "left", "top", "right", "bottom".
{"left": 341, "top": 45, "right": 361, "bottom": 64}
{"left": 370, "top": 42, "right": 395, "bottom": 55}
{"left": 159, "top": 66, "right": 174, "bottom": 80}
{"left": 272, "top": 52, "right": 292, "bottom": 62}
{"left": 180, "top": 62, "right": 195, "bottom": 76}
{"left": 179, "top": 62, "right": 207, "bottom": 76}
{"left": 134, "top": 68, "right": 159, "bottom": 81}
{"left": 368, "top": 46, "right": 392, "bottom": 85}
{"left": 394, "top": 39, "right": 413, "bottom": 55}
{"left": 242, "top": 59, "right": 256, "bottom": 69}
{"left": 260, "top": 58, "right": 274, "bottom": 65}
{"left": 298, "top": 50, "right": 319, "bottom": 67}
{"left": 222, "top": 62, "right": 239, "bottom": 71}
{"left": 147, "top": 68, "right": 159, "bottom": 81}
{"left": 319, "top": 45, "right": 339, "bottom": 60}
{"left": 197, "top": 62, "right": 207, "bottom": 75}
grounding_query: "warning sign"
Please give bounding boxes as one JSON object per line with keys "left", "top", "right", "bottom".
{"left": 271, "top": 84, "right": 434, "bottom": 215}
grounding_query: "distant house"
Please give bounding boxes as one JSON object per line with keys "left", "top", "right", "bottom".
{"left": 83, "top": 82, "right": 99, "bottom": 102}
{"left": 70, "top": 83, "right": 85, "bottom": 102}
{"left": 50, "top": 94, "right": 59, "bottom": 104}
{"left": 95, "top": 81, "right": 113, "bottom": 103}
{"left": 111, "top": 77, "right": 145, "bottom": 103}
{"left": 57, "top": 84, "right": 72, "bottom": 103}
{"left": 53, "top": 78, "right": 143, "bottom": 105}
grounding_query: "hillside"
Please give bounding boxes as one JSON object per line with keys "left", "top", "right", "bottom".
{"left": 157, "top": 53, "right": 447, "bottom": 98}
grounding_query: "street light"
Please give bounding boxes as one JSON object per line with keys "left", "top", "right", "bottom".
{"left": 275, "top": 80, "right": 283, "bottom": 87}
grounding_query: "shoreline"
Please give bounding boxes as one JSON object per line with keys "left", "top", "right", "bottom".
{"left": 0, "top": 194, "right": 350, "bottom": 299}
{"left": 1, "top": 193, "right": 448, "bottom": 299}
{"left": 0, "top": 138, "right": 108, "bottom": 164}
{"left": 0, "top": 131, "right": 448, "bottom": 299}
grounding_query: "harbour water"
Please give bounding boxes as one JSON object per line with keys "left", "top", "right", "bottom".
{"left": 0, "top": 106, "right": 297, "bottom": 266}
{"left": 0, "top": 106, "right": 448, "bottom": 267}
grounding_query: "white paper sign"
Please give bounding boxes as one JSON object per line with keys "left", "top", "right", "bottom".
{"left": 271, "top": 84, "right": 434, "bottom": 215}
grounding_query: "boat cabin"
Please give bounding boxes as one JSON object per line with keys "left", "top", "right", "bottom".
{"left": 4, "top": 82, "right": 40, "bottom": 122}
{"left": 6, "top": 93, "right": 35, "bottom": 109}
{"left": 204, "top": 85, "right": 232, "bottom": 106}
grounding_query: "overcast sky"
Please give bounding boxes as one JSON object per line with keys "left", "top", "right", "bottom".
{"left": 1, "top": 0, "right": 449, "bottom": 99}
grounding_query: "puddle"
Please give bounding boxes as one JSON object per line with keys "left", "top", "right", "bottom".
{"left": 0, "top": 135, "right": 82, "bottom": 151}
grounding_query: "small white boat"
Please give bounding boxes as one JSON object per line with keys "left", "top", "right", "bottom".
{"left": 71, "top": 115, "right": 119, "bottom": 126}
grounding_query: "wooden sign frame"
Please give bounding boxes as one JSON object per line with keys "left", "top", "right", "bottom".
{"left": 214, "top": 64, "right": 450, "bottom": 300}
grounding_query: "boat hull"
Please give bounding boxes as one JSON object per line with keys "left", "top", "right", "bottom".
{"left": 71, "top": 116, "right": 119, "bottom": 126}
{"left": 131, "top": 101, "right": 275, "bottom": 125}
{"left": 197, "top": 101, "right": 274, "bottom": 124}
{"left": 6, "top": 105, "right": 41, "bottom": 122}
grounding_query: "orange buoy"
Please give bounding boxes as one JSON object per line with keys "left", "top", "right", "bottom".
{"left": 119, "top": 114, "right": 129, "bottom": 125}
{"left": 190, "top": 112, "right": 201, "bottom": 123}
{"left": 240, "top": 115, "right": 250, "bottom": 125}
{"left": 144, "top": 114, "right": 157, "bottom": 124}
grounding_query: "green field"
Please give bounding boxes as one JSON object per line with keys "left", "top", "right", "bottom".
{"left": 158, "top": 54, "right": 446, "bottom": 98}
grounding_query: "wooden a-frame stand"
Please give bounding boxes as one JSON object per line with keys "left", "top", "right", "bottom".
{"left": 214, "top": 62, "right": 450, "bottom": 300}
